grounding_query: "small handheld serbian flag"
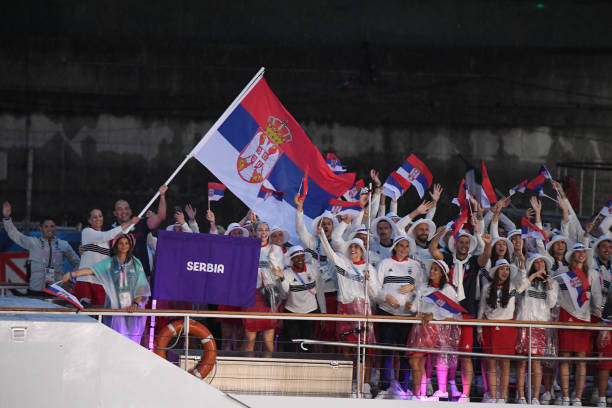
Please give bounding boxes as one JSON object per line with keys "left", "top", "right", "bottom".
{"left": 383, "top": 154, "right": 433, "bottom": 200}
{"left": 299, "top": 166, "right": 309, "bottom": 202}
{"left": 509, "top": 179, "right": 528, "bottom": 196}
{"left": 526, "top": 166, "right": 551, "bottom": 196}
{"left": 44, "top": 282, "right": 84, "bottom": 310}
{"left": 208, "top": 182, "right": 226, "bottom": 201}
{"left": 600, "top": 197, "right": 612, "bottom": 217}
{"left": 343, "top": 179, "right": 365, "bottom": 201}
{"left": 326, "top": 198, "right": 363, "bottom": 216}
{"left": 326, "top": 153, "right": 347, "bottom": 175}
{"left": 521, "top": 217, "right": 548, "bottom": 244}
{"left": 423, "top": 290, "right": 467, "bottom": 315}
{"left": 480, "top": 161, "right": 497, "bottom": 208}
{"left": 558, "top": 269, "right": 590, "bottom": 310}
{"left": 450, "top": 209, "right": 470, "bottom": 240}
{"left": 257, "top": 185, "right": 285, "bottom": 202}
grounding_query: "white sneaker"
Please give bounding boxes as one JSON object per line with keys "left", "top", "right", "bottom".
{"left": 482, "top": 397, "right": 497, "bottom": 404}
{"left": 598, "top": 397, "right": 607, "bottom": 407}
{"left": 496, "top": 398, "right": 506, "bottom": 403}
{"left": 362, "top": 383, "right": 372, "bottom": 399}
{"left": 432, "top": 390, "right": 449, "bottom": 399}
{"left": 374, "top": 390, "right": 388, "bottom": 399}
{"left": 540, "top": 391, "right": 552, "bottom": 405}
{"left": 458, "top": 394, "right": 470, "bottom": 403}
{"left": 561, "top": 396, "right": 570, "bottom": 406}
{"left": 531, "top": 398, "right": 540, "bottom": 405}
{"left": 387, "top": 380, "right": 406, "bottom": 399}
{"left": 571, "top": 397, "right": 582, "bottom": 406}
{"left": 517, "top": 397, "right": 527, "bottom": 404}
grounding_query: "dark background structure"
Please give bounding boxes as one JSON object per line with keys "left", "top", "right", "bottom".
{"left": 1, "top": 1, "right": 611, "bottom": 229}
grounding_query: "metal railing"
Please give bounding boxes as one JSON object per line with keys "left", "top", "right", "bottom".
{"left": 2, "top": 306, "right": 612, "bottom": 402}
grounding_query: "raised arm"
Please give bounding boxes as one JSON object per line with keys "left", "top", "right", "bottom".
{"left": 426, "top": 184, "right": 443, "bottom": 220}
{"left": 477, "top": 234, "right": 492, "bottom": 268}
{"left": 429, "top": 226, "right": 447, "bottom": 261}
{"left": 184, "top": 204, "right": 200, "bottom": 233}
{"left": 294, "top": 194, "right": 317, "bottom": 249}
{"left": 146, "top": 185, "right": 168, "bottom": 230}
{"left": 1, "top": 202, "right": 35, "bottom": 249}
{"left": 317, "top": 227, "right": 340, "bottom": 267}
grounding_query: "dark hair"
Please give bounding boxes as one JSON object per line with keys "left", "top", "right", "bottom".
{"left": 428, "top": 266, "right": 448, "bottom": 289}
{"left": 112, "top": 235, "right": 134, "bottom": 258}
{"left": 486, "top": 268, "right": 511, "bottom": 309}
{"left": 391, "top": 239, "right": 410, "bottom": 257}
{"left": 528, "top": 262, "right": 547, "bottom": 290}
{"left": 39, "top": 217, "right": 55, "bottom": 226}
{"left": 490, "top": 239, "right": 511, "bottom": 264}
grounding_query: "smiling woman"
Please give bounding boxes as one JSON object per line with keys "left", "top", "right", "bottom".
{"left": 73, "top": 208, "right": 137, "bottom": 306}
{"left": 61, "top": 234, "right": 151, "bottom": 343}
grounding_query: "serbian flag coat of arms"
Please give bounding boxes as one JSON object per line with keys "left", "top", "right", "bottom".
{"left": 192, "top": 71, "right": 355, "bottom": 237}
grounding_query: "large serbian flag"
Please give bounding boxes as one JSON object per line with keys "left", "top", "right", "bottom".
{"left": 382, "top": 154, "right": 433, "bottom": 200}
{"left": 192, "top": 73, "right": 355, "bottom": 237}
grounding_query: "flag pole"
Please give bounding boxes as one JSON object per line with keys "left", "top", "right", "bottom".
{"left": 135, "top": 67, "right": 266, "bottom": 218}
{"left": 361, "top": 183, "right": 373, "bottom": 396}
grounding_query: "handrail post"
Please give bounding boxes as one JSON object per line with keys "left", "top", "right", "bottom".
{"left": 184, "top": 315, "right": 190, "bottom": 372}
{"left": 356, "top": 319, "right": 362, "bottom": 398}
{"left": 528, "top": 325, "right": 532, "bottom": 403}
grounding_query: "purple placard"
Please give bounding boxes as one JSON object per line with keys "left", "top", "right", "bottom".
{"left": 153, "top": 230, "right": 260, "bottom": 307}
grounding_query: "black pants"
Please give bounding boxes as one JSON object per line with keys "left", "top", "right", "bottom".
{"left": 283, "top": 309, "right": 317, "bottom": 352}
{"left": 377, "top": 307, "right": 412, "bottom": 390}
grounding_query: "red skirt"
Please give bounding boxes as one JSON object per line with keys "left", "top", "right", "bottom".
{"left": 459, "top": 325, "right": 474, "bottom": 352}
{"left": 598, "top": 330, "right": 612, "bottom": 369}
{"left": 242, "top": 290, "right": 277, "bottom": 333}
{"left": 516, "top": 327, "right": 547, "bottom": 356}
{"left": 217, "top": 305, "right": 243, "bottom": 326}
{"left": 482, "top": 325, "right": 517, "bottom": 355}
{"left": 72, "top": 281, "right": 106, "bottom": 306}
{"left": 314, "top": 292, "right": 338, "bottom": 341}
{"left": 558, "top": 308, "right": 592, "bottom": 353}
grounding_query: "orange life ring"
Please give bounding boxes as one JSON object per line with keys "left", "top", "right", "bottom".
{"left": 154, "top": 319, "right": 217, "bottom": 379}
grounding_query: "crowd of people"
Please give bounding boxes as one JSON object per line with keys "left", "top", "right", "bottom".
{"left": 2, "top": 169, "right": 612, "bottom": 404}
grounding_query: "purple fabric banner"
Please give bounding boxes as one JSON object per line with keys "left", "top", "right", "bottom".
{"left": 153, "top": 230, "right": 260, "bottom": 307}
